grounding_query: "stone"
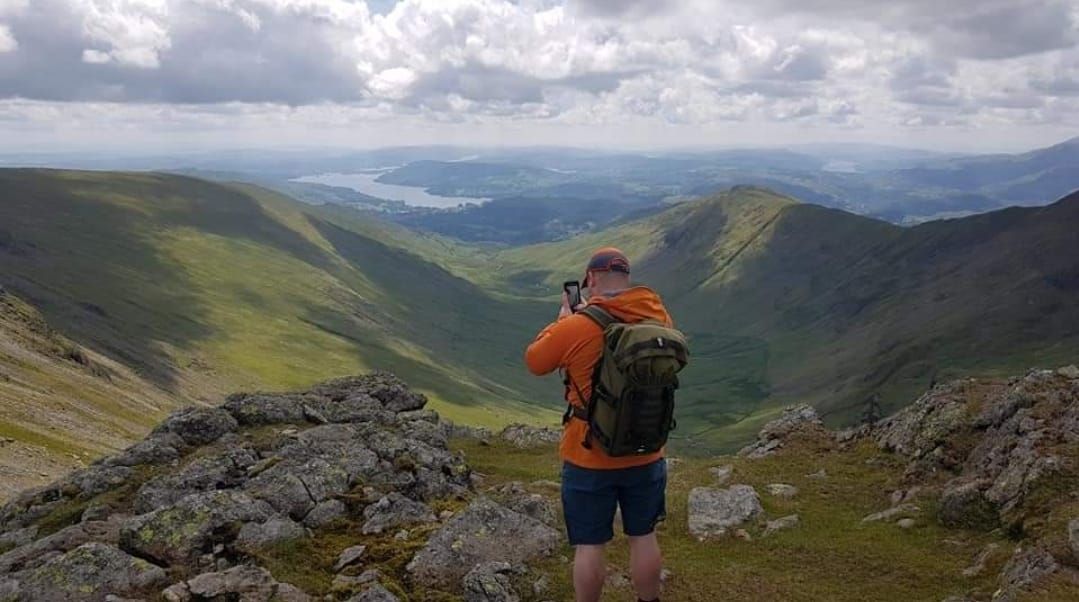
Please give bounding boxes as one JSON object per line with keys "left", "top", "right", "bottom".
{"left": 14, "top": 543, "right": 168, "bottom": 601}
{"left": 463, "top": 561, "right": 521, "bottom": 602}
{"left": 766, "top": 483, "right": 798, "bottom": 499}
{"left": 687, "top": 485, "right": 763, "bottom": 539}
{"left": 407, "top": 497, "right": 561, "bottom": 588}
{"left": 498, "top": 424, "right": 561, "bottom": 448}
{"left": 103, "top": 433, "right": 185, "bottom": 467}
{"left": 962, "top": 543, "right": 998, "bottom": 578}
{"left": 361, "top": 493, "right": 436, "bottom": 535}
{"left": 162, "top": 565, "right": 310, "bottom": 602}
{"left": 491, "top": 483, "right": 558, "bottom": 527}
{"left": 133, "top": 446, "right": 258, "bottom": 514}
{"left": 151, "top": 406, "right": 238, "bottom": 446}
{"left": 0, "top": 526, "right": 37, "bottom": 551}
{"left": 738, "top": 404, "right": 824, "bottom": 458}
{"left": 244, "top": 457, "right": 350, "bottom": 520}
{"left": 235, "top": 517, "right": 307, "bottom": 553}
{"left": 806, "top": 469, "right": 828, "bottom": 479}
{"left": 862, "top": 504, "right": 920, "bottom": 523}
{"left": 763, "top": 514, "right": 800, "bottom": 537}
{"left": 709, "top": 465, "right": 733, "bottom": 484}
{"left": 67, "top": 465, "right": 134, "bottom": 498}
{"left": 1057, "top": 365, "right": 1079, "bottom": 379}
{"left": 0, "top": 519, "right": 123, "bottom": 574}
{"left": 335, "top": 545, "right": 368, "bottom": 572}
{"left": 994, "top": 546, "right": 1058, "bottom": 601}
{"left": 939, "top": 481, "right": 998, "bottom": 530}
{"left": 223, "top": 393, "right": 306, "bottom": 426}
{"left": 304, "top": 499, "right": 348, "bottom": 529}
{"left": 120, "top": 490, "right": 276, "bottom": 566}
{"left": 896, "top": 518, "right": 916, "bottom": 529}
{"left": 347, "top": 583, "right": 400, "bottom": 602}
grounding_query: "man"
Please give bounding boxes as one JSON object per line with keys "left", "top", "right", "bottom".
{"left": 525, "top": 247, "right": 672, "bottom": 602}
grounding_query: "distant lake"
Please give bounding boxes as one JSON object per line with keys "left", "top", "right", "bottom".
{"left": 293, "top": 171, "right": 489, "bottom": 209}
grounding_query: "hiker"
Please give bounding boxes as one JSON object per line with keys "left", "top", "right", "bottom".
{"left": 525, "top": 247, "right": 687, "bottom": 602}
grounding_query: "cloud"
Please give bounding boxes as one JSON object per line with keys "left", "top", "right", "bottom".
{"left": 0, "top": 0, "right": 1076, "bottom": 148}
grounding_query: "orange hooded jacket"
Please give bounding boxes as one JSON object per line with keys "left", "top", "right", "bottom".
{"left": 525, "top": 286, "right": 673, "bottom": 470}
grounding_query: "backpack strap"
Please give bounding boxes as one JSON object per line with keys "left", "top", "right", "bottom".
{"left": 579, "top": 305, "right": 619, "bottom": 331}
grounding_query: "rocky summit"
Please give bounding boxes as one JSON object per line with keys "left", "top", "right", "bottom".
{"left": 0, "top": 373, "right": 561, "bottom": 601}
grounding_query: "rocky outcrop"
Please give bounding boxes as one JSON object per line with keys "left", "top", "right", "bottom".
{"left": 497, "top": 424, "right": 561, "bottom": 448}
{"left": 0, "top": 372, "right": 492, "bottom": 601}
{"left": 687, "top": 484, "right": 763, "bottom": 539}
{"left": 463, "top": 561, "right": 521, "bottom": 602}
{"left": 738, "top": 405, "right": 826, "bottom": 459}
{"left": 407, "top": 497, "right": 560, "bottom": 588}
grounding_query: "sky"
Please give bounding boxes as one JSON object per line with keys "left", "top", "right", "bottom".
{"left": 0, "top": 0, "right": 1077, "bottom": 153}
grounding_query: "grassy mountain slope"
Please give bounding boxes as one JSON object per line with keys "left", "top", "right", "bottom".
{"left": 0, "top": 288, "right": 176, "bottom": 498}
{"left": 0, "top": 169, "right": 554, "bottom": 429}
{"left": 492, "top": 187, "right": 1079, "bottom": 448}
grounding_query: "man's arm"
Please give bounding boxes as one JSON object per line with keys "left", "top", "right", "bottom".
{"left": 525, "top": 315, "right": 583, "bottom": 376}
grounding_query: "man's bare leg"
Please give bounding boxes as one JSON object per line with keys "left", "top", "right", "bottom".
{"left": 629, "top": 533, "right": 662, "bottom": 601}
{"left": 573, "top": 544, "right": 606, "bottom": 602}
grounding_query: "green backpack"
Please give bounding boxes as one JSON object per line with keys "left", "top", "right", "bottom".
{"left": 565, "top": 305, "right": 689, "bottom": 456}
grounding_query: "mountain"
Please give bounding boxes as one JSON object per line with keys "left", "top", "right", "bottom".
{"left": 1, "top": 169, "right": 1077, "bottom": 460}
{"left": 0, "top": 169, "right": 553, "bottom": 427}
{"left": 492, "top": 186, "right": 1079, "bottom": 447}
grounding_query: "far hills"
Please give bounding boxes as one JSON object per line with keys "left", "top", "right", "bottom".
{"left": 0, "top": 168, "right": 1077, "bottom": 463}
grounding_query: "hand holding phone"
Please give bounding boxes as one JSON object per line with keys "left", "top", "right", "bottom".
{"left": 563, "top": 280, "right": 583, "bottom": 315}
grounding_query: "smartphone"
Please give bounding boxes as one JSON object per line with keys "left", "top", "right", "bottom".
{"left": 563, "top": 280, "right": 582, "bottom": 312}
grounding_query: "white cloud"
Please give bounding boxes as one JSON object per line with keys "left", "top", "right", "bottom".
{"left": 0, "top": 24, "right": 15, "bottom": 52}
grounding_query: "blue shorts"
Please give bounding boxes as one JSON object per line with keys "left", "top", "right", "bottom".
{"left": 561, "top": 458, "right": 667, "bottom": 546}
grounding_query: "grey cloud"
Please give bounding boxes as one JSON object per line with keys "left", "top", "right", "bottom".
{"left": 404, "top": 64, "right": 635, "bottom": 108}
{"left": 929, "top": 1, "right": 1079, "bottom": 60}
{"left": 571, "top": 0, "right": 676, "bottom": 18}
{"left": 0, "top": 0, "right": 365, "bottom": 103}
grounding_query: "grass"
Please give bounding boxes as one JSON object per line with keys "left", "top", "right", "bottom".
{"left": 452, "top": 437, "right": 1017, "bottom": 602}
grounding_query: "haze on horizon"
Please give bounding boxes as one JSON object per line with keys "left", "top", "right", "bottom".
{"left": 0, "top": 0, "right": 1078, "bottom": 154}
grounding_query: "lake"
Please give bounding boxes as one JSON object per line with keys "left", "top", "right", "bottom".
{"left": 293, "top": 172, "right": 490, "bottom": 209}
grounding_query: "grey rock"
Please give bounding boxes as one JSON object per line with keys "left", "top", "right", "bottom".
{"left": 303, "top": 499, "right": 348, "bottom": 529}
{"left": 994, "top": 546, "right": 1058, "bottom": 601}
{"left": 347, "top": 583, "right": 400, "bottom": 602}
{"left": 133, "top": 446, "right": 258, "bottom": 514}
{"left": 862, "top": 504, "right": 920, "bottom": 523}
{"left": 398, "top": 409, "right": 440, "bottom": 423}
{"left": 763, "top": 514, "right": 800, "bottom": 537}
{"left": 896, "top": 518, "right": 917, "bottom": 529}
{"left": 962, "top": 543, "right": 998, "bottom": 578}
{"left": 687, "top": 485, "right": 763, "bottom": 539}
{"left": 463, "top": 562, "right": 520, "bottom": 602}
{"left": 361, "top": 493, "right": 436, "bottom": 535}
{"left": 223, "top": 393, "right": 306, "bottom": 426}
{"left": 709, "top": 465, "right": 733, "bottom": 485}
{"left": 162, "top": 565, "right": 310, "bottom": 602}
{"left": 939, "top": 480, "right": 998, "bottom": 530}
{"left": 738, "top": 405, "right": 823, "bottom": 458}
{"left": 14, "top": 543, "right": 167, "bottom": 601}
{"left": 151, "top": 406, "right": 238, "bottom": 447}
{"left": 0, "top": 519, "right": 123, "bottom": 574}
{"left": 491, "top": 483, "right": 558, "bottom": 527}
{"left": 103, "top": 433, "right": 185, "bottom": 467}
{"left": 0, "top": 526, "right": 36, "bottom": 551}
{"left": 1057, "top": 365, "right": 1079, "bottom": 379}
{"left": 498, "top": 424, "right": 561, "bottom": 448}
{"left": 334, "top": 544, "right": 367, "bottom": 572}
{"left": 407, "top": 497, "right": 560, "bottom": 588}
{"left": 766, "top": 483, "right": 798, "bottom": 499}
{"left": 67, "top": 465, "right": 134, "bottom": 498}
{"left": 235, "top": 517, "right": 307, "bottom": 553}
{"left": 121, "top": 490, "right": 275, "bottom": 566}
{"left": 244, "top": 457, "right": 349, "bottom": 520}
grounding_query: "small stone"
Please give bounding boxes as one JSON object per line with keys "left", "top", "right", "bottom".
{"left": 394, "top": 529, "right": 410, "bottom": 541}
{"left": 896, "top": 518, "right": 916, "bottom": 529}
{"left": 862, "top": 504, "right": 920, "bottom": 523}
{"left": 335, "top": 545, "right": 368, "bottom": 572}
{"left": 806, "top": 469, "right": 828, "bottom": 479}
{"left": 687, "top": 485, "right": 763, "bottom": 540}
{"left": 439, "top": 510, "right": 454, "bottom": 520}
{"left": 734, "top": 528, "right": 752, "bottom": 541}
{"left": 605, "top": 570, "right": 630, "bottom": 589}
{"left": 962, "top": 543, "right": 998, "bottom": 577}
{"left": 533, "top": 575, "right": 550, "bottom": 595}
{"left": 764, "top": 514, "right": 800, "bottom": 536}
{"left": 709, "top": 465, "right": 733, "bottom": 484}
{"left": 766, "top": 483, "right": 798, "bottom": 499}
{"left": 348, "top": 583, "right": 400, "bottom": 601}
{"left": 1068, "top": 519, "right": 1079, "bottom": 562}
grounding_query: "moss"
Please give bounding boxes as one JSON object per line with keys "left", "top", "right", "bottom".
{"left": 34, "top": 498, "right": 91, "bottom": 537}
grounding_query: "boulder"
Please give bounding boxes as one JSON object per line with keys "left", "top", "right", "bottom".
{"left": 738, "top": 405, "right": 824, "bottom": 458}
{"left": 103, "top": 432, "right": 185, "bottom": 468}
{"left": 151, "top": 406, "right": 238, "bottom": 447}
{"left": 407, "top": 497, "right": 560, "bottom": 588}
{"left": 994, "top": 546, "right": 1058, "bottom": 601}
{"left": 162, "top": 565, "right": 309, "bottom": 602}
{"left": 361, "top": 493, "right": 436, "bottom": 535}
{"left": 121, "top": 490, "right": 276, "bottom": 566}
{"left": 235, "top": 517, "right": 307, "bottom": 553}
{"left": 498, "top": 424, "right": 561, "bottom": 448}
{"left": 763, "top": 514, "right": 800, "bottom": 537}
{"left": 463, "top": 562, "right": 521, "bottom": 602}
{"left": 133, "top": 446, "right": 258, "bottom": 514}
{"left": 12, "top": 543, "right": 167, "bottom": 601}
{"left": 223, "top": 393, "right": 307, "bottom": 426}
{"left": 938, "top": 480, "right": 998, "bottom": 530}
{"left": 304, "top": 499, "right": 348, "bottom": 529}
{"left": 687, "top": 485, "right": 763, "bottom": 539}
{"left": 766, "top": 484, "right": 798, "bottom": 499}
{"left": 0, "top": 518, "right": 123, "bottom": 574}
